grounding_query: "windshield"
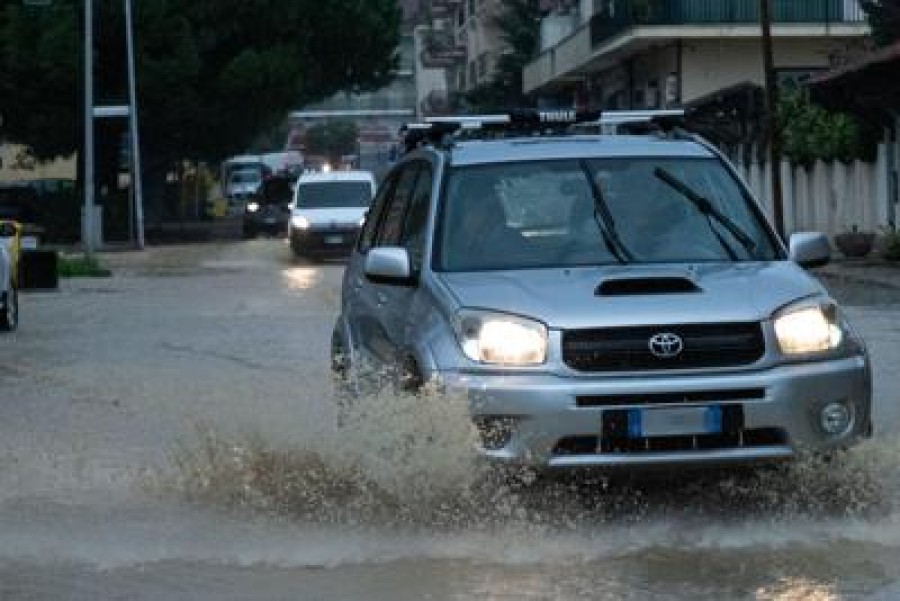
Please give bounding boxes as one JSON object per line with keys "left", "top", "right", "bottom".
{"left": 230, "top": 171, "right": 261, "bottom": 184}
{"left": 436, "top": 158, "right": 781, "bottom": 271}
{"left": 294, "top": 181, "right": 373, "bottom": 209}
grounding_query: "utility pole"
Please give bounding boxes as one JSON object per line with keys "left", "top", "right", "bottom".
{"left": 83, "top": 0, "right": 96, "bottom": 256}
{"left": 760, "top": 0, "right": 785, "bottom": 240}
{"left": 124, "top": 0, "right": 145, "bottom": 249}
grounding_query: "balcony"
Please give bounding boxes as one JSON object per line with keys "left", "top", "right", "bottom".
{"left": 524, "top": 0, "right": 869, "bottom": 94}
{"left": 590, "top": 0, "right": 865, "bottom": 48}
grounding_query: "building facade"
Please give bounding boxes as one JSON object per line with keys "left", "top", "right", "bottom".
{"left": 524, "top": 0, "right": 871, "bottom": 111}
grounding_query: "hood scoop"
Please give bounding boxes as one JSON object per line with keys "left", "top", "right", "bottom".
{"left": 596, "top": 277, "right": 700, "bottom": 296}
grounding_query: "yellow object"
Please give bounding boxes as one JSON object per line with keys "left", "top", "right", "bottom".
{"left": 207, "top": 197, "right": 228, "bottom": 219}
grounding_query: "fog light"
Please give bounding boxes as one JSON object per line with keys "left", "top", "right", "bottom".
{"left": 820, "top": 402, "right": 852, "bottom": 436}
{"left": 474, "top": 416, "right": 516, "bottom": 450}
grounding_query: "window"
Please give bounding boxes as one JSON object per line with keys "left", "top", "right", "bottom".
{"left": 375, "top": 164, "right": 420, "bottom": 246}
{"left": 358, "top": 173, "right": 395, "bottom": 253}
{"left": 400, "top": 164, "right": 433, "bottom": 273}
{"left": 477, "top": 53, "right": 488, "bottom": 78}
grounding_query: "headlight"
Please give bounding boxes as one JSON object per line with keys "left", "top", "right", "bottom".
{"left": 358, "top": 216, "right": 366, "bottom": 227}
{"left": 774, "top": 303, "right": 844, "bottom": 355}
{"left": 455, "top": 309, "right": 548, "bottom": 366}
{"left": 246, "top": 201, "right": 260, "bottom": 213}
{"left": 291, "top": 215, "right": 310, "bottom": 230}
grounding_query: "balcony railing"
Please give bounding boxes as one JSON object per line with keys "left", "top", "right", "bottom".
{"left": 590, "top": 0, "right": 867, "bottom": 48}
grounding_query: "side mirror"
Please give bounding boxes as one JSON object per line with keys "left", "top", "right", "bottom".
{"left": 364, "top": 247, "right": 413, "bottom": 286}
{"left": 789, "top": 232, "right": 830, "bottom": 269}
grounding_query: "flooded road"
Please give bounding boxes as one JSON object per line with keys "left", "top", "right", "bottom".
{"left": 1, "top": 240, "right": 900, "bottom": 600}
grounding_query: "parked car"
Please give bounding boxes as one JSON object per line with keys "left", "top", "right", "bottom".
{"left": 0, "top": 220, "right": 21, "bottom": 332}
{"left": 331, "top": 110, "right": 871, "bottom": 471}
{"left": 242, "top": 174, "right": 293, "bottom": 238}
{"left": 288, "top": 170, "right": 376, "bottom": 259}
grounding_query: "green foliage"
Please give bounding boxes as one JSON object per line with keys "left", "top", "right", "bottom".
{"left": 861, "top": 0, "right": 900, "bottom": 46}
{"left": 304, "top": 120, "right": 359, "bottom": 162}
{"left": 882, "top": 228, "right": 900, "bottom": 261}
{"left": 779, "top": 92, "right": 863, "bottom": 165}
{"left": 465, "top": 0, "right": 543, "bottom": 112}
{"left": 58, "top": 254, "right": 111, "bottom": 278}
{"left": 0, "top": 3, "right": 80, "bottom": 160}
{"left": 0, "top": 0, "right": 401, "bottom": 164}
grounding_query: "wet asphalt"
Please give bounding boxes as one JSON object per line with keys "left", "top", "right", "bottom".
{"left": 1, "top": 240, "right": 899, "bottom": 600}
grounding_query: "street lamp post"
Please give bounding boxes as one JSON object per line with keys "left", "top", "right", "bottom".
{"left": 83, "top": 0, "right": 96, "bottom": 256}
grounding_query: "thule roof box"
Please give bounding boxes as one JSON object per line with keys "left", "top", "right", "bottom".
{"left": 399, "top": 109, "right": 687, "bottom": 152}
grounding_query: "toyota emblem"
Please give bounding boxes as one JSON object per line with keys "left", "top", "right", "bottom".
{"left": 648, "top": 332, "right": 684, "bottom": 359}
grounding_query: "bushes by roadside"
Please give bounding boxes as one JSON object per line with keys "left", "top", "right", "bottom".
{"left": 57, "top": 254, "right": 112, "bottom": 278}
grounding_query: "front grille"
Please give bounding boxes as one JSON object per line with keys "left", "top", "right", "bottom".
{"left": 562, "top": 322, "right": 765, "bottom": 372}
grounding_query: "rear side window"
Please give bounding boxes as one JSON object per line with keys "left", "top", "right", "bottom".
{"left": 358, "top": 174, "right": 396, "bottom": 253}
{"left": 375, "top": 165, "right": 420, "bottom": 246}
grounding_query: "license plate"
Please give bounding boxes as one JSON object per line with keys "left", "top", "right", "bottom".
{"left": 263, "top": 217, "right": 277, "bottom": 224}
{"left": 627, "top": 406, "right": 722, "bottom": 438}
{"left": 324, "top": 234, "right": 344, "bottom": 245}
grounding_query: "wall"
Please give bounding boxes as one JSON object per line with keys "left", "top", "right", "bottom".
{"left": 680, "top": 37, "right": 865, "bottom": 102}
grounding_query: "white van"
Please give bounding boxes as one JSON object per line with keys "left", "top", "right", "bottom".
{"left": 287, "top": 170, "right": 376, "bottom": 258}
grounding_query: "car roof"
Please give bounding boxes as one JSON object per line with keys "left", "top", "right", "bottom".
{"left": 296, "top": 170, "right": 375, "bottom": 184}
{"left": 445, "top": 135, "right": 715, "bottom": 167}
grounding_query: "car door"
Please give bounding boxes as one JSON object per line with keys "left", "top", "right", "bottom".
{"left": 354, "top": 162, "right": 423, "bottom": 366}
{"left": 372, "top": 161, "right": 434, "bottom": 363}
{"left": 342, "top": 170, "right": 396, "bottom": 366}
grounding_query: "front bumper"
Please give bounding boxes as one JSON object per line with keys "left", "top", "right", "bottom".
{"left": 289, "top": 227, "right": 359, "bottom": 255}
{"left": 440, "top": 355, "right": 871, "bottom": 469}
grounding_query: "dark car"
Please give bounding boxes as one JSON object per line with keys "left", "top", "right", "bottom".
{"left": 242, "top": 175, "right": 293, "bottom": 238}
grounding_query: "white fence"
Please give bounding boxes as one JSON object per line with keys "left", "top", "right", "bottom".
{"left": 730, "top": 142, "right": 898, "bottom": 238}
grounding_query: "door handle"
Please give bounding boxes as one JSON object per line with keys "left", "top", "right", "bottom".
{"left": 353, "top": 278, "right": 363, "bottom": 292}
{"left": 376, "top": 292, "right": 387, "bottom": 307}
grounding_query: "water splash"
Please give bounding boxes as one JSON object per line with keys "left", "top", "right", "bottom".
{"left": 155, "top": 379, "right": 900, "bottom": 533}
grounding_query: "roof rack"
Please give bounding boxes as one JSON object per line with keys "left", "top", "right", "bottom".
{"left": 399, "top": 109, "right": 688, "bottom": 153}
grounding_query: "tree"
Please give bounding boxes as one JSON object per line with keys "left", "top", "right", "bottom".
{"left": 465, "top": 0, "right": 543, "bottom": 112}
{"left": 0, "top": 0, "right": 400, "bottom": 218}
{"left": 779, "top": 91, "right": 866, "bottom": 165}
{"left": 303, "top": 120, "right": 359, "bottom": 164}
{"left": 861, "top": 0, "right": 900, "bottom": 46}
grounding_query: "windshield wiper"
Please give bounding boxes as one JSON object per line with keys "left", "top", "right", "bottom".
{"left": 653, "top": 167, "right": 757, "bottom": 257}
{"left": 579, "top": 162, "right": 632, "bottom": 264}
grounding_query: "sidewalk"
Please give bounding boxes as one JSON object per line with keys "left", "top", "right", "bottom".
{"left": 816, "top": 259, "right": 900, "bottom": 289}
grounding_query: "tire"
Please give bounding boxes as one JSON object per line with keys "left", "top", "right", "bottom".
{"left": 0, "top": 287, "right": 18, "bottom": 332}
{"left": 331, "top": 326, "right": 355, "bottom": 426}
{"left": 397, "top": 355, "right": 424, "bottom": 393}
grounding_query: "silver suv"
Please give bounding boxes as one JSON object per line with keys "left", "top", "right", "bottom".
{"left": 333, "top": 111, "right": 871, "bottom": 470}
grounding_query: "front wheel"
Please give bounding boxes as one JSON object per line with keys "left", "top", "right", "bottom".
{"left": 0, "top": 287, "right": 18, "bottom": 332}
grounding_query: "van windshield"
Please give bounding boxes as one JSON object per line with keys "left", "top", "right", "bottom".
{"left": 295, "top": 181, "right": 373, "bottom": 208}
